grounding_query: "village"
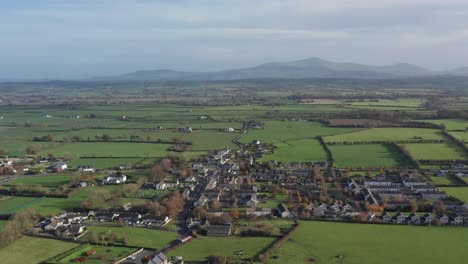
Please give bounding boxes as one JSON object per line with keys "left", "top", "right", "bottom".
{"left": 1, "top": 133, "right": 467, "bottom": 263}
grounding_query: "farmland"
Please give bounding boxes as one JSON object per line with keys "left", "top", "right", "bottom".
{"left": 329, "top": 144, "right": 405, "bottom": 168}
{"left": 240, "top": 121, "right": 361, "bottom": 144}
{"left": 324, "top": 127, "right": 444, "bottom": 143}
{"left": 260, "top": 139, "right": 328, "bottom": 162}
{"left": 168, "top": 236, "right": 276, "bottom": 262}
{"left": 441, "top": 187, "right": 468, "bottom": 203}
{"left": 267, "top": 221, "right": 468, "bottom": 264}
{"left": 84, "top": 226, "right": 177, "bottom": 249}
{"left": 402, "top": 143, "right": 466, "bottom": 160}
{"left": 0, "top": 236, "right": 79, "bottom": 264}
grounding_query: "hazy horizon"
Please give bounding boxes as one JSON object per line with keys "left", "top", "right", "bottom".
{"left": 2, "top": 0, "right": 468, "bottom": 80}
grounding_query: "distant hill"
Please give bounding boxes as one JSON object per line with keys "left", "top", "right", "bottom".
{"left": 92, "top": 57, "right": 451, "bottom": 81}
{"left": 447, "top": 67, "right": 468, "bottom": 76}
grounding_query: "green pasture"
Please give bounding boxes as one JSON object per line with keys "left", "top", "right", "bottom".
{"left": 260, "top": 139, "right": 328, "bottom": 162}
{"left": 402, "top": 143, "right": 466, "bottom": 160}
{"left": 267, "top": 221, "right": 468, "bottom": 264}
{"left": 329, "top": 144, "right": 404, "bottom": 168}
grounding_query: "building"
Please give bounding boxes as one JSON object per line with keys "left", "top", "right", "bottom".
{"left": 102, "top": 172, "right": 128, "bottom": 184}
{"left": 274, "top": 203, "right": 290, "bottom": 218}
{"left": 52, "top": 162, "right": 68, "bottom": 172}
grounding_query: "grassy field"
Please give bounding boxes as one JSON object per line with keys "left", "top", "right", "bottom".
{"left": 6, "top": 175, "right": 72, "bottom": 186}
{"left": 267, "top": 221, "right": 468, "bottom": 264}
{"left": 0, "top": 236, "right": 79, "bottom": 264}
{"left": 440, "top": 187, "right": 468, "bottom": 203}
{"left": 168, "top": 236, "right": 276, "bottom": 262}
{"left": 449, "top": 131, "right": 468, "bottom": 142}
{"left": 415, "top": 119, "right": 468, "bottom": 130}
{"left": 39, "top": 142, "right": 173, "bottom": 158}
{"left": 84, "top": 226, "right": 177, "bottom": 249}
{"left": 402, "top": 143, "right": 466, "bottom": 160}
{"left": 324, "top": 127, "right": 444, "bottom": 143}
{"left": 56, "top": 245, "right": 136, "bottom": 264}
{"left": 429, "top": 176, "right": 459, "bottom": 186}
{"left": 260, "top": 139, "right": 328, "bottom": 162}
{"left": 329, "top": 144, "right": 404, "bottom": 168}
{"left": 0, "top": 186, "right": 124, "bottom": 216}
{"left": 240, "top": 121, "right": 361, "bottom": 144}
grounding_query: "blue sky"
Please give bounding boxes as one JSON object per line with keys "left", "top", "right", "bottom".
{"left": 1, "top": 0, "right": 468, "bottom": 79}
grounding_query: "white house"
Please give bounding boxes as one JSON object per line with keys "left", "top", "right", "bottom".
{"left": 102, "top": 172, "right": 128, "bottom": 185}
{"left": 156, "top": 179, "right": 179, "bottom": 190}
{"left": 52, "top": 162, "right": 68, "bottom": 172}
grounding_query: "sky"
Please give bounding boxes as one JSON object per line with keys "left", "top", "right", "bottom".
{"left": 1, "top": 0, "right": 468, "bottom": 80}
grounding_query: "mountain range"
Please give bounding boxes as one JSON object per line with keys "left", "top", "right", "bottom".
{"left": 92, "top": 57, "right": 468, "bottom": 81}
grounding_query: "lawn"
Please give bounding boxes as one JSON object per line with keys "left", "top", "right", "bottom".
{"left": 168, "top": 236, "right": 276, "bottom": 262}
{"left": 449, "top": 131, "right": 468, "bottom": 142}
{"left": 240, "top": 121, "right": 361, "bottom": 144}
{"left": 324, "top": 127, "right": 444, "bottom": 143}
{"left": 440, "top": 187, "right": 468, "bottom": 203}
{"left": 0, "top": 236, "right": 79, "bottom": 264}
{"left": 329, "top": 144, "right": 404, "bottom": 168}
{"left": 260, "top": 139, "right": 328, "bottom": 162}
{"left": 84, "top": 226, "right": 177, "bottom": 249}
{"left": 402, "top": 143, "right": 466, "bottom": 160}
{"left": 267, "top": 221, "right": 468, "bottom": 264}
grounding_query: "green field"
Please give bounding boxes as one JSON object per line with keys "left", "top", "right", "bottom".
{"left": 0, "top": 186, "right": 124, "bottom": 216}
{"left": 39, "top": 142, "right": 173, "bottom": 158}
{"left": 449, "top": 131, "right": 468, "bottom": 142}
{"left": 0, "top": 236, "right": 79, "bottom": 264}
{"left": 168, "top": 236, "right": 276, "bottom": 262}
{"left": 441, "top": 187, "right": 468, "bottom": 203}
{"left": 240, "top": 121, "right": 361, "bottom": 144}
{"left": 324, "top": 127, "right": 444, "bottom": 143}
{"left": 260, "top": 139, "right": 328, "bottom": 162}
{"left": 329, "top": 144, "right": 404, "bottom": 168}
{"left": 267, "top": 221, "right": 468, "bottom": 264}
{"left": 6, "top": 175, "right": 72, "bottom": 186}
{"left": 429, "top": 176, "right": 459, "bottom": 186}
{"left": 85, "top": 226, "right": 177, "bottom": 249}
{"left": 402, "top": 143, "right": 466, "bottom": 160}
{"left": 56, "top": 245, "right": 135, "bottom": 264}
{"left": 415, "top": 119, "right": 468, "bottom": 130}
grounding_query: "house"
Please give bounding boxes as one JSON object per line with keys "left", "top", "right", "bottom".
{"left": 44, "top": 218, "right": 65, "bottom": 231}
{"left": 393, "top": 212, "right": 407, "bottom": 224}
{"left": 52, "top": 162, "right": 68, "bottom": 172}
{"left": 141, "top": 215, "right": 171, "bottom": 227}
{"left": 102, "top": 172, "right": 127, "bottom": 184}
{"left": 155, "top": 126, "right": 165, "bottom": 131}
{"left": 245, "top": 194, "right": 259, "bottom": 207}
{"left": 68, "top": 224, "right": 86, "bottom": 236}
{"left": 156, "top": 179, "right": 179, "bottom": 190}
{"left": 207, "top": 208, "right": 225, "bottom": 217}
{"left": 224, "top": 127, "right": 235, "bottom": 133}
{"left": 149, "top": 252, "right": 168, "bottom": 264}
{"left": 436, "top": 214, "right": 449, "bottom": 225}
{"left": 95, "top": 212, "right": 119, "bottom": 221}
{"left": 77, "top": 166, "right": 95, "bottom": 173}
{"left": 455, "top": 172, "right": 465, "bottom": 177}
{"left": 118, "top": 212, "right": 142, "bottom": 224}
{"left": 451, "top": 215, "right": 464, "bottom": 225}
{"left": 245, "top": 207, "right": 271, "bottom": 217}
{"left": 407, "top": 213, "right": 420, "bottom": 224}
{"left": 381, "top": 212, "right": 392, "bottom": 223}
{"left": 274, "top": 203, "right": 290, "bottom": 218}
{"left": 207, "top": 224, "right": 232, "bottom": 237}
{"left": 64, "top": 212, "right": 89, "bottom": 222}
{"left": 422, "top": 213, "right": 433, "bottom": 224}
{"left": 178, "top": 127, "right": 193, "bottom": 133}
{"left": 200, "top": 116, "right": 209, "bottom": 120}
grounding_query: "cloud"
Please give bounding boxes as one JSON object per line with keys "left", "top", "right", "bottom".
{"left": 1, "top": 0, "right": 468, "bottom": 79}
